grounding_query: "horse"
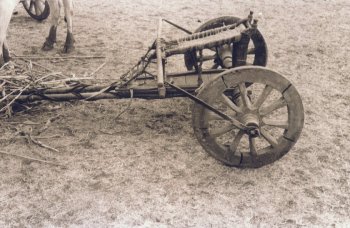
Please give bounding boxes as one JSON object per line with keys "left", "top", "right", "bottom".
{"left": 0, "top": 0, "right": 74, "bottom": 67}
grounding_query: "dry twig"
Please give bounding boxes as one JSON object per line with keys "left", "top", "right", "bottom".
{"left": 0, "top": 135, "right": 61, "bottom": 141}
{"left": 0, "top": 150, "right": 65, "bottom": 167}
{"left": 27, "top": 134, "right": 60, "bottom": 153}
{"left": 0, "top": 72, "right": 62, "bottom": 113}
{"left": 39, "top": 114, "right": 61, "bottom": 134}
{"left": 89, "top": 62, "right": 107, "bottom": 77}
{"left": 12, "top": 55, "right": 106, "bottom": 60}
{"left": 115, "top": 89, "right": 134, "bottom": 119}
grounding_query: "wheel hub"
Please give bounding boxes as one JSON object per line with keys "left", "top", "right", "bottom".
{"left": 246, "top": 125, "right": 260, "bottom": 138}
{"left": 241, "top": 113, "right": 260, "bottom": 138}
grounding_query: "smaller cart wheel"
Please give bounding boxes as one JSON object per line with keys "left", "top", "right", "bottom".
{"left": 22, "top": 0, "right": 50, "bottom": 21}
{"left": 184, "top": 16, "right": 268, "bottom": 70}
{"left": 192, "top": 66, "right": 304, "bottom": 168}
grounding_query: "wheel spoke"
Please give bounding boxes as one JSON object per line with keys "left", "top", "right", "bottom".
{"left": 230, "top": 130, "right": 244, "bottom": 153}
{"left": 260, "top": 97, "right": 287, "bottom": 116}
{"left": 221, "top": 94, "right": 242, "bottom": 113}
{"left": 35, "top": 2, "right": 41, "bottom": 16}
{"left": 249, "top": 136, "right": 257, "bottom": 156}
{"left": 38, "top": 0, "right": 45, "bottom": 9}
{"left": 260, "top": 129, "right": 278, "bottom": 147}
{"left": 210, "top": 124, "right": 236, "bottom": 138}
{"left": 211, "top": 63, "right": 219, "bottom": 69}
{"left": 36, "top": 0, "right": 45, "bottom": 14}
{"left": 253, "top": 85, "right": 273, "bottom": 109}
{"left": 207, "top": 111, "right": 225, "bottom": 121}
{"left": 207, "top": 108, "right": 236, "bottom": 121}
{"left": 262, "top": 118, "right": 289, "bottom": 129}
{"left": 29, "top": 0, "right": 35, "bottom": 13}
{"left": 238, "top": 83, "right": 251, "bottom": 108}
{"left": 199, "top": 54, "right": 217, "bottom": 62}
{"left": 24, "top": 0, "right": 30, "bottom": 8}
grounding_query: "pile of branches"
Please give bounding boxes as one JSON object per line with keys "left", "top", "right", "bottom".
{"left": 0, "top": 56, "right": 107, "bottom": 166}
{"left": 0, "top": 57, "right": 105, "bottom": 117}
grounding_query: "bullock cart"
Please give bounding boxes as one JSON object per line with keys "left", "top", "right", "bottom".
{"left": 1, "top": 12, "right": 304, "bottom": 168}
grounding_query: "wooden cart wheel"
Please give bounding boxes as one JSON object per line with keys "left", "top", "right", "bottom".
{"left": 22, "top": 0, "right": 50, "bottom": 21}
{"left": 192, "top": 66, "right": 304, "bottom": 168}
{"left": 184, "top": 16, "right": 268, "bottom": 70}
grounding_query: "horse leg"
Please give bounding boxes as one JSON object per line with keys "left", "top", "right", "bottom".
{"left": 0, "top": 0, "right": 17, "bottom": 66}
{"left": 0, "top": 46, "right": 4, "bottom": 67}
{"left": 0, "top": 41, "right": 4, "bottom": 66}
{"left": 3, "top": 40, "right": 10, "bottom": 63}
{"left": 62, "top": 0, "right": 74, "bottom": 53}
{"left": 42, "top": 0, "right": 61, "bottom": 51}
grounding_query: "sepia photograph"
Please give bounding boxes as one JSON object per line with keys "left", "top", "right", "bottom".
{"left": 0, "top": 0, "right": 349, "bottom": 227}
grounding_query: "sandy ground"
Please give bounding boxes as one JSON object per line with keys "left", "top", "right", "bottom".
{"left": 0, "top": 0, "right": 349, "bottom": 227}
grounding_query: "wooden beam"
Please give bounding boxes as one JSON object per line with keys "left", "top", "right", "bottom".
{"left": 156, "top": 18, "right": 166, "bottom": 98}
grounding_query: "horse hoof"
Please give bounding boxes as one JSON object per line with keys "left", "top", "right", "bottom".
{"left": 42, "top": 40, "right": 54, "bottom": 51}
{"left": 0, "top": 57, "right": 5, "bottom": 68}
{"left": 63, "top": 32, "right": 75, "bottom": 53}
{"left": 3, "top": 50, "right": 11, "bottom": 63}
{"left": 63, "top": 44, "right": 75, "bottom": 53}
{"left": 0, "top": 53, "right": 11, "bottom": 67}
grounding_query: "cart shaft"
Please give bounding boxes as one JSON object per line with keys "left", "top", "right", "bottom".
{"left": 6, "top": 86, "right": 198, "bottom": 103}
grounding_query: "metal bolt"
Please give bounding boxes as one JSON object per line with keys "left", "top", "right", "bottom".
{"left": 248, "top": 128, "right": 260, "bottom": 138}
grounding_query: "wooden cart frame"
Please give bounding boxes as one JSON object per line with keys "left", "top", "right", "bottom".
{"left": 2, "top": 12, "right": 304, "bottom": 168}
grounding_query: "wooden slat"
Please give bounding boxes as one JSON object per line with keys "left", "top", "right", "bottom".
{"left": 156, "top": 18, "right": 166, "bottom": 98}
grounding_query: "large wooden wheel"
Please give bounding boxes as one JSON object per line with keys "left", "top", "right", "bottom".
{"left": 184, "top": 16, "right": 268, "bottom": 70}
{"left": 192, "top": 66, "right": 304, "bottom": 168}
{"left": 22, "top": 0, "right": 50, "bottom": 21}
